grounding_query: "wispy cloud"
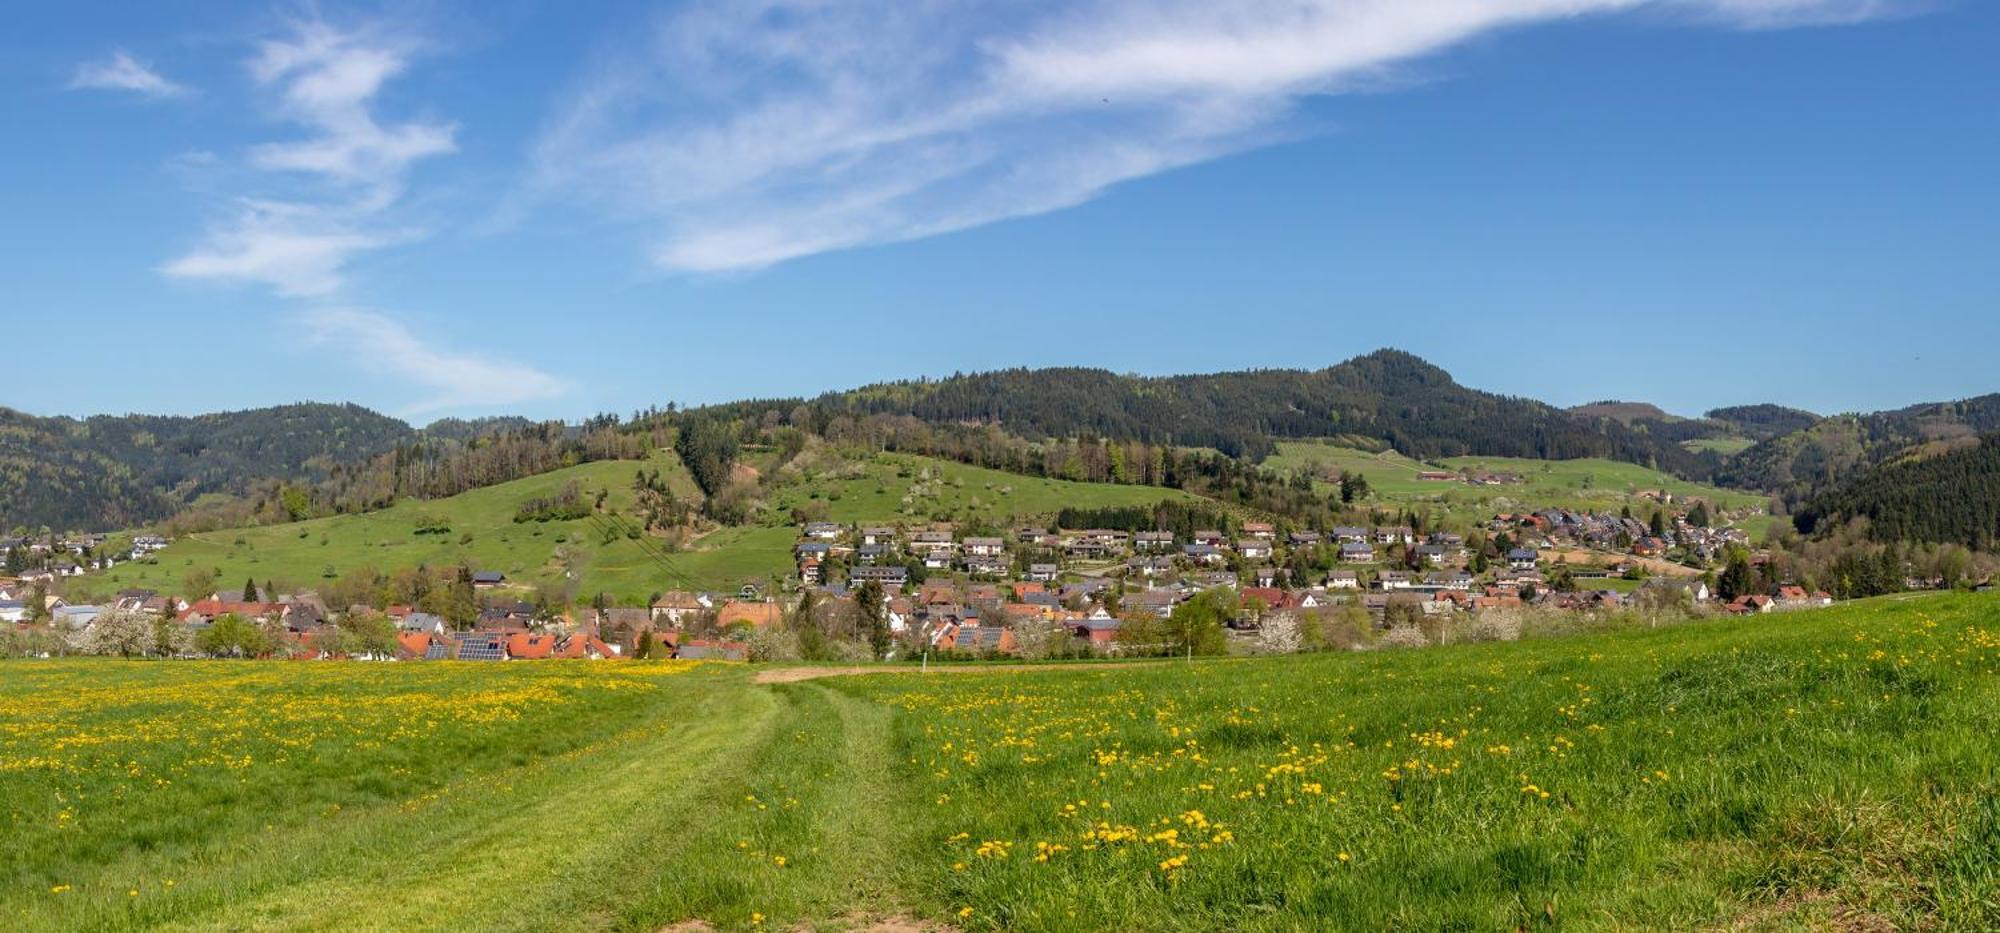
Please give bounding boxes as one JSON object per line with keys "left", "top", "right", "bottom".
{"left": 533, "top": 0, "right": 1918, "bottom": 273}
{"left": 164, "top": 19, "right": 453, "bottom": 296}
{"left": 300, "top": 308, "right": 568, "bottom": 415}
{"left": 71, "top": 50, "right": 187, "bottom": 98}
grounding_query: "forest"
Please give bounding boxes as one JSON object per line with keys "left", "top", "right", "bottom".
{"left": 1794, "top": 432, "right": 2000, "bottom": 550}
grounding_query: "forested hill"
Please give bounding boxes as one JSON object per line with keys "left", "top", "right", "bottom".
{"left": 1795, "top": 432, "right": 2000, "bottom": 549}
{"left": 789, "top": 350, "right": 1722, "bottom": 475}
{"left": 0, "top": 403, "right": 417, "bottom": 530}
{"left": 1719, "top": 393, "right": 2000, "bottom": 504}
{"left": 1705, "top": 404, "right": 1820, "bottom": 441}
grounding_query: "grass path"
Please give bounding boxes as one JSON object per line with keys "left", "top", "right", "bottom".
{"left": 24, "top": 670, "right": 923, "bottom": 933}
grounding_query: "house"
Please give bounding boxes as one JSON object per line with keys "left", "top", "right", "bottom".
{"left": 1182, "top": 544, "right": 1225, "bottom": 566}
{"left": 802, "top": 521, "right": 842, "bottom": 540}
{"left": 1237, "top": 539, "right": 1272, "bottom": 560}
{"left": 1413, "top": 544, "right": 1448, "bottom": 566}
{"left": 855, "top": 544, "right": 889, "bottom": 564}
{"left": 922, "top": 550, "right": 952, "bottom": 570}
{"left": 1640, "top": 578, "right": 1712, "bottom": 604}
{"left": 1127, "top": 588, "right": 1179, "bottom": 617}
{"left": 398, "top": 612, "right": 449, "bottom": 635}
{"left": 795, "top": 540, "right": 832, "bottom": 561}
{"left": 1026, "top": 562, "right": 1061, "bottom": 583}
{"left": 1507, "top": 548, "right": 1540, "bottom": 571}
{"left": 471, "top": 571, "right": 505, "bottom": 588}
{"left": 1191, "top": 530, "right": 1227, "bottom": 546}
{"left": 451, "top": 631, "right": 509, "bottom": 660}
{"left": 1073, "top": 616, "right": 1122, "bottom": 649}
{"left": 963, "top": 537, "right": 1006, "bottom": 557}
{"left": 1134, "top": 531, "right": 1176, "bottom": 552}
{"left": 962, "top": 555, "right": 1008, "bottom": 578}
{"left": 910, "top": 530, "right": 956, "bottom": 554}
{"left": 53, "top": 604, "right": 104, "bottom": 629}
{"left": 1376, "top": 571, "right": 1413, "bottom": 591}
{"left": 1325, "top": 570, "right": 1360, "bottom": 590}
{"left": 716, "top": 600, "right": 783, "bottom": 631}
{"left": 1241, "top": 521, "right": 1275, "bottom": 540}
{"left": 1338, "top": 542, "right": 1376, "bottom": 564}
{"left": 798, "top": 559, "right": 823, "bottom": 585}
{"left": 1251, "top": 566, "right": 1280, "bottom": 587}
{"left": 650, "top": 591, "right": 705, "bottom": 626}
{"left": 1288, "top": 531, "right": 1322, "bottom": 548}
{"left": 1424, "top": 572, "right": 1475, "bottom": 591}
{"left": 860, "top": 526, "right": 897, "bottom": 546}
{"left": 1417, "top": 470, "right": 1457, "bottom": 481}
{"left": 1375, "top": 526, "right": 1415, "bottom": 546}
{"left": 506, "top": 633, "right": 560, "bottom": 659}
{"left": 1331, "top": 526, "right": 1369, "bottom": 544}
{"left": 1728, "top": 594, "right": 1776, "bottom": 615}
{"left": 849, "top": 565, "right": 910, "bottom": 590}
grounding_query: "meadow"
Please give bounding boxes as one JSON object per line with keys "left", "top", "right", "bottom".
{"left": 1259, "top": 440, "right": 1773, "bottom": 534}
{"left": 7, "top": 592, "right": 1999, "bottom": 929}
{"left": 79, "top": 450, "right": 1195, "bottom": 603}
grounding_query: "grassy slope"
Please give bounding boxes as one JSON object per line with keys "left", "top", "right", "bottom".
{"left": 79, "top": 451, "right": 1197, "bottom": 602}
{"left": 7, "top": 593, "right": 1999, "bottom": 930}
{"left": 1260, "top": 440, "right": 1769, "bottom": 531}
{"left": 844, "top": 592, "right": 2000, "bottom": 929}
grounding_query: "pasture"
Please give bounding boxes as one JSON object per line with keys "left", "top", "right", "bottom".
{"left": 1259, "top": 440, "right": 1772, "bottom": 533}
{"left": 6, "top": 592, "right": 1999, "bottom": 930}
{"left": 79, "top": 450, "right": 1197, "bottom": 604}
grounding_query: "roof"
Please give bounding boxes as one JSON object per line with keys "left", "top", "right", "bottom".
{"left": 471, "top": 571, "right": 505, "bottom": 584}
{"left": 716, "top": 600, "right": 783, "bottom": 629}
{"left": 506, "top": 633, "right": 558, "bottom": 659}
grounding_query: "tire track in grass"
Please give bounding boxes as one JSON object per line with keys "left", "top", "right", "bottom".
{"left": 132, "top": 676, "right": 780, "bottom": 933}
{"left": 623, "top": 682, "right": 924, "bottom": 930}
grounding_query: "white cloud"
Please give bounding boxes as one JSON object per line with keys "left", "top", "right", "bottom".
{"left": 245, "top": 22, "right": 456, "bottom": 186}
{"left": 161, "top": 199, "right": 403, "bottom": 297}
{"left": 164, "top": 19, "right": 451, "bottom": 296}
{"left": 534, "top": 0, "right": 1918, "bottom": 273}
{"left": 71, "top": 50, "right": 187, "bottom": 98}
{"left": 300, "top": 308, "right": 568, "bottom": 415}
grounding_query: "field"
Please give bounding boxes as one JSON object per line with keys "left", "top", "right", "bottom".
{"left": 7, "top": 593, "right": 1999, "bottom": 930}
{"left": 1259, "top": 440, "right": 1772, "bottom": 533}
{"left": 79, "top": 451, "right": 1197, "bottom": 603}
{"left": 1682, "top": 436, "right": 1758, "bottom": 457}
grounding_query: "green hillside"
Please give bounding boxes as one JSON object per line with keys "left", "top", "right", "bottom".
{"left": 8, "top": 593, "right": 1997, "bottom": 929}
{"left": 1260, "top": 440, "right": 1770, "bottom": 530}
{"left": 78, "top": 450, "right": 1199, "bottom": 602}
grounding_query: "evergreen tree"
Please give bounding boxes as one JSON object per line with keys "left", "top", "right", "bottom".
{"left": 242, "top": 577, "right": 259, "bottom": 602}
{"left": 856, "top": 581, "right": 889, "bottom": 660}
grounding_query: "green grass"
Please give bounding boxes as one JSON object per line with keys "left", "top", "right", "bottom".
{"left": 1682, "top": 436, "right": 1757, "bottom": 456}
{"left": 8, "top": 593, "right": 2000, "bottom": 929}
{"left": 1259, "top": 440, "right": 1770, "bottom": 531}
{"left": 769, "top": 451, "right": 1203, "bottom": 524}
{"left": 78, "top": 450, "right": 1198, "bottom": 603}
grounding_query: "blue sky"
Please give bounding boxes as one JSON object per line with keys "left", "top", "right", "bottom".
{"left": 3, "top": 0, "right": 1993, "bottom": 424}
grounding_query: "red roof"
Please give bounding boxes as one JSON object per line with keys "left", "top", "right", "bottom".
{"left": 507, "top": 633, "right": 557, "bottom": 659}
{"left": 396, "top": 632, "right": 433, "bottom": 658}
{"left": 1240, "top": 587, "right": 1285, "bottom": 608}
{"left": 182, "top": 599, "right": 285, "bottom": 620}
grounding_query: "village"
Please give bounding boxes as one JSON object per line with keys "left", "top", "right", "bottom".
{"left": 2, "top": 500, "right": 1863, "bottom": 663}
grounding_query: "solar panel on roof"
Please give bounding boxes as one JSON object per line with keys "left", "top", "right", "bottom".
{"left": 453, "top": 633, "right": 506, "bottom": 661}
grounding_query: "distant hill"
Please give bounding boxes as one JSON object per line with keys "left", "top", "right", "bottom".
{"left": 787, "top": 350, "right": 1721, "bottom": 477}
{"left": 1720, "top": 394, "right": 2000, "bottom": 503}
{"left": 1706, "top": 404, "right": 1821, "bottom": 441}
{"left": 0, "top": 403, "right": 418, "bottom": 530}
{"left": 1795, "top": 431, "right": 2000, "bottom": 549}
